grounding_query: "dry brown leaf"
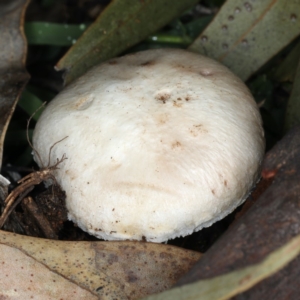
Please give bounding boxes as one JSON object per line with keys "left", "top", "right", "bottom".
{"left": 0, "top": 230, "right": 201, "bottom": 299}
{"left": 0, "top": 0, "right": 30, "bottom": 166}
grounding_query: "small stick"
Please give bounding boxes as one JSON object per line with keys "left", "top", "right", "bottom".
{"left": 0, "top": 154, "right": 67, "bottom": 228}
{"left": 0, "top": 186, "right": 34, "bottom": 227}
{"left": 22, "top": 196, "right": 58, "bottom": 239}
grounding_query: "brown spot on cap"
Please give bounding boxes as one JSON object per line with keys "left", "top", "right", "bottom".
{"left": 74, "top": 95, "right": 94, "bottom": 110}
{"left": 190, "top": 124, "right": 207, "bottom": 137}
{"left": 173, "top": 101, "right": 182, "bottom": 108}
{"left": 141, "top": 61, "right": 154, "bottom": 66}
{"left": 172, "top": 141, "right": 182, "bottom": 149}
{"left": 157, "top": 113, "right": 169, "bottom": 124}
{"left": 155, "top": 92, "right": 171, "bottom": 103}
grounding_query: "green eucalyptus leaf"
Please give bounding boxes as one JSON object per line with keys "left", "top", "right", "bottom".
{"left": 189, "top": 0, "right": 300, "bottom": 81}
{"left": 25, "top": 22, "right": 90, "bottom": 46}
{"left": 18, "top": 89, "right": 44, "bottom": 121}
{"left": 56, "top": 0, "right": 199, "bottom": 85}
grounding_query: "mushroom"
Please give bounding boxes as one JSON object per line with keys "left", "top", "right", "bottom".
{"left": 32, "top": 48, "right": 265, "bottom": 243}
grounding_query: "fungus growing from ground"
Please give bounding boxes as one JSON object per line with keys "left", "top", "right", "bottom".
{"left": 33, "top": 49, "right": 265, "bottom": 243}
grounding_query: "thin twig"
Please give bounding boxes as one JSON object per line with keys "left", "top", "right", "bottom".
{"left": 0, "top": 154, "right": 67, "bottom": 228}
{"left": 0, "top": 186, "right": 34, "bottom": 228}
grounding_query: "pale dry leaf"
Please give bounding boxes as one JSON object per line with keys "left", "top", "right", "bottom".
{"left": 0, "top": 243, "right": 96, "bottom": 300}
{"left": 0, "top": 230, "right": 201, "bottom": 299}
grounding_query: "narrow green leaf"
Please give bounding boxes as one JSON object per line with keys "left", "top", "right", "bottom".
{"left": 145, "top": 34, "right": 192, "bottom": 45}
{"left": 56, "top": 0, "right": 199, "bottom": 85}
{"left": 189, "top": 0, "right": 300, "bottom": 81}
{"left": 25, "top": 22, "right": 89, "bottom": 46}
{"left": 284, "top": 59, "right": 300, "bottom": 130}
{"left": 143, "top": 234, "right": 300, "bottom": 300}
{"left": 18, "top": 89, "right": 44, "bottom": 121}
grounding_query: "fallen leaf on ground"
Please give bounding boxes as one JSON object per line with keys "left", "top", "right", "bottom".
{"left": 0, "top": 230, "right": 201, "bottom": 299}
{"left": 0, "top": 243, "right": 96, "bottom": 299}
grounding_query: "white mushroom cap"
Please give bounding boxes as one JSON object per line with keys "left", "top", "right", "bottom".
{"left": 33, "top": 49, "right": 265, "bottom": 243}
